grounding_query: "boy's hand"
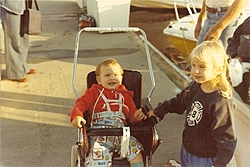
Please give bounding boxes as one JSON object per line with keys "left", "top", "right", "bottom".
{"left": 134, "top": 109, "right": 147, "bottom": 121}
{"left": 72, "top": 116, "right": 86, "bottom": 128}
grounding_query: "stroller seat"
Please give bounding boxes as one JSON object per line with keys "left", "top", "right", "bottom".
{"left": 71, "top": 70, "right": 162, "bottom": 167}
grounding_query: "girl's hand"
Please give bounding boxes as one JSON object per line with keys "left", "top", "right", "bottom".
{"left": 148, "top": 110, "right": 157, "bottom": 118}
{"left": 71, "top": 116, "right": 86, "bottom": 128}
{"left": 134, "top": 109, "right": 147, "bottom": 121}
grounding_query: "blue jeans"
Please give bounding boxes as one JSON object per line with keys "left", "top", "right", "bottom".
{"left": 197, "top": 12, "right": 236, "bottom": 48}
{"left": 180, "top": 145, "right": 237, "bottom": 167}
{"left": 180, "top": 145, "right": 215, "bottom": 167}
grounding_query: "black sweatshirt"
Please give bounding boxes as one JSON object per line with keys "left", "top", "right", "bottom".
{"left": 227, "top": 16, "right": 250, "bottom": 63}
{"left": 154, "top": 82, "right": 237, "bottom": 167}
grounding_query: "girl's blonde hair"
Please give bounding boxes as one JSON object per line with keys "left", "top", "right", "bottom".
{"left": 188, "top": 40, "right": 232, "bottom": 98}
{"left": 95, "top": 58, "right": 124, "bottom": 76}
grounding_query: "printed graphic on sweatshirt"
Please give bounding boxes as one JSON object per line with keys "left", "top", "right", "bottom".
{"left": 187, "top": 101, "right": 203, "bottom": 126}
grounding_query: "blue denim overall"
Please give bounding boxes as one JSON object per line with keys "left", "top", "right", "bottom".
{"left": 85, "top": 89, "right": 143, "bottom": 167}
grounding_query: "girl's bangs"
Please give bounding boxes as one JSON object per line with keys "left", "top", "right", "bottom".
{"left": 190, "top": 47, "right": 213, "bottom": 64}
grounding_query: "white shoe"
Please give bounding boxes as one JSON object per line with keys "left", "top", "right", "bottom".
{"left": 165, "top": 159, "right": 181, "bottom": 167}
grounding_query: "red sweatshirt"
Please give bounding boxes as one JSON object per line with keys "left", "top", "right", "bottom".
{"left": 70, "top": 84, "right": 139, "bottom": 123}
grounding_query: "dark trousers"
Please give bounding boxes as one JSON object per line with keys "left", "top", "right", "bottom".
{"left": 26, "top": 0, "right": 32, "bottom": 8}
{"left": 234, "top": 72, "right": 250, "bottom": 103}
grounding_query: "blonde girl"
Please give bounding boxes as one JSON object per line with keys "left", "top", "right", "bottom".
{"left": 148, "top": 40, "right": 237, "bottom": 167}
{"left": 189, "top": 40, "right": 232, "bottom": 99}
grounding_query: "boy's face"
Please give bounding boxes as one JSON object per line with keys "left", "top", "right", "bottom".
{"left": 96, "top": 65, "right": 123, "bottom": 91}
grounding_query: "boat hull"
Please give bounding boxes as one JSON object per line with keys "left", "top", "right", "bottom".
{"left": 163, "top": 13, "right": 199, "bottom": 56}
{"left": 166, "top": 33, "right": 196, "bottom": 57}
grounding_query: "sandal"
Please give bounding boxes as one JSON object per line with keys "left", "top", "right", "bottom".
{"left": 165, "top": 158, "right": 181, "bottom": 167}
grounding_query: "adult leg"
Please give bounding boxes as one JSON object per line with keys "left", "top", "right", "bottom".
{"left": 218, "top": 18, "right": 235, "bottom": 48}
{"left": 197, "top": 18, "right": 211, "bottom": 46}
{"left": 197, "top": 12, "right": 235, "bottom": 48}
{"left": 0, "top": 7, "right": 2, "bottom": 30}
{"left": 196, "top": 13, "right": 218, "bottom": 46}
{"left": 1, "top": 8, "right": 30, "bottom": 80}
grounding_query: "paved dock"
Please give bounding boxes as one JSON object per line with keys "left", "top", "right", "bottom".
{"left": 0, "top": 0, "right": 249, "bottom": 167}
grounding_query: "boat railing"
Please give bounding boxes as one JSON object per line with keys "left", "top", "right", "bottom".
{"left": 172, "top": 0, "right": 198, "bottom": 24}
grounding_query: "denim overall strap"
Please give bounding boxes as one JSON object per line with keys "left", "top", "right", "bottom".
{"left": 90, "top": 88, "right": 104, "bottom": 127}
{"left": 91, "top": 89, "right": 125, "bottom": 127}
{"left": 98, "top": 89, "right": 123, "bottom": 117}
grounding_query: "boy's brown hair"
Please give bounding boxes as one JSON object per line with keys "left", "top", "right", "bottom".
{"left": 95, "top": 58, "right": 124, "bottom": 76}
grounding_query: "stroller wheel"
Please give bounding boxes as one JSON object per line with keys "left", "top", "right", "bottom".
{"left": 71, "top": 145, "right": 79, "bottom": 167}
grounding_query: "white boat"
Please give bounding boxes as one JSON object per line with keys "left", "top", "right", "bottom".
{"left": 131, "top": 0, "right": 202, "bottom": 9}
{"left": 162, "top": 0, "right": 200, "bottom": 56}
{"left": 163, "top": 1, "right": 250, "bottom": 56}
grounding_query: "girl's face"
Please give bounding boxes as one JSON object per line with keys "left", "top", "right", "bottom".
{"left": 191, "top": 57, "right": 218, "bottom": 84}
{"left": 96, "top": 65, "right": 123, "bottom": 91}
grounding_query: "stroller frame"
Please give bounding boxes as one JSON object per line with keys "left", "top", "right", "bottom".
{"left": 71, "top": 27, "right": 162, "bottom": 167}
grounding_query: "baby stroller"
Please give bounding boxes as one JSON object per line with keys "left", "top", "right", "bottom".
{"left": 70, "top": 27, "right": 162, "bottom": 167}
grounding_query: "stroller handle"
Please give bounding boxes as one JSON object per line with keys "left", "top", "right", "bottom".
{"left": 72, "top": 27, "right": 155, "bottom": 100}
